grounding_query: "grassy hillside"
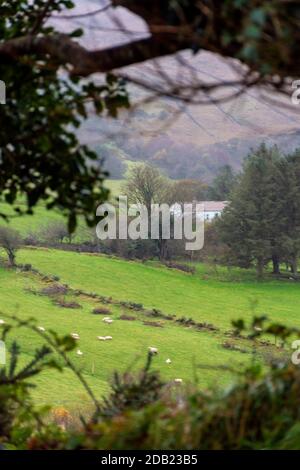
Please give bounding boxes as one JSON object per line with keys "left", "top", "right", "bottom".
{"left": 104, "top": 179, "right": 124, "bottom": 198}
{"left": 0, "top": 247, "right": 297, "bottom": 412}
{"left": 0, "top": 256, "right": 248, "bottom": 409}
{"left": 18, "top": 248, "right": 300, "bottom": 330}
{"left": 0, "top": 179, "right": 123, "bottom": 240}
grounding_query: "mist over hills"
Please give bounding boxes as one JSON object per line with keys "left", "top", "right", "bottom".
{"left": 52, "top": 0, "right": 300, "bottom": 181}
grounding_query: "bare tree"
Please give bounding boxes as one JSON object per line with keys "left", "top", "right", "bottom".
{"left": 0, "top": 227, "right": 22, "bottom": 266}
{"left": 122, "top": 163, "right": 175, "bottom": 260}
{"left": 169, "top": 179, "right": 208, "bottom": 208}
{"left": 122, "top": 164, "right": 172, "bottom": 212}
{"left": 42, "top": 221, "right": 71, "bottom": 245}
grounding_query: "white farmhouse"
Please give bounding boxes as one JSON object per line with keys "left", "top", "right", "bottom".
{"left": 171, "top": 201, "right": 228, "bottom": 221}
{"left": 201, "top": 201, "right": 228, "bottom": 221}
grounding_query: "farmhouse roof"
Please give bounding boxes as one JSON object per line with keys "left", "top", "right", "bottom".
{"left": 198, "top": 201, "right": 229, "bottom": 212}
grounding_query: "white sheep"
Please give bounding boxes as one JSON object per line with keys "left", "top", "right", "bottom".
{"left": 174, "top": 378, "right": 183, "bottom": 384}
{"left": 76, "top": 349, "right": 83, "bottom": 356}
{"left": 0, "top": 319, "right": 5, "bottom": 325}
{"left": 37, "top": 326, "right": 46, "bottom": 332}
{"left": 105, "top": 336, "right": 113, "bottom": 340}
{"left": 71, "top": 333, "right": 80, "bottom": 340}
{"left": 97, "top": 336, "right": 107, "bottom": 341}
{"left": 149, "top": 347, "right": 158, "bottom": 355}
{"left": 103, "top": 318, "right": 113, "bottom": 324}
{"left": 166, "top": 358, "right": 172, "bottom": 364}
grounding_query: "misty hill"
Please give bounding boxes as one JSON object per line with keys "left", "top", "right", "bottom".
{"left": 51, "top": 1, "right": 300, "bottom": 181}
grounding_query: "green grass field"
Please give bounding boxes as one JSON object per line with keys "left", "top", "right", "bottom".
{"left": 17, "top": 249, "right": 300, "bottom": 330}
{"left": 0, "top": 257, "right": 247, "bottom": 409}
{"left": 0, "top": 245, "right": 298, "bottom": 411}
{"left": 0, "top": 180, "right": 123, "bottom": 242}
{"left": 0, "top": 193, "right": 298, "bottom": 412}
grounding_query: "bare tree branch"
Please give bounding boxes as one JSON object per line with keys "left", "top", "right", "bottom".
{"left": 51, "top": 3, "right": 112, "bottom": 20}
{"left": 0, "top": 33, "right": 185, "bottom": 76}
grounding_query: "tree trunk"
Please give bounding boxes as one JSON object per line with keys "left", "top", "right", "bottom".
{"left": 158, "top": 239, "right": 168, "bottom": 261}
{"left": 291, "top": 255, "right": 298, "bottom": 275}
{"left": 272, "top": 254, "right": 280, "bottom": 274}
{"left": 7, "top": 249, "right": 15, "bottom": 266}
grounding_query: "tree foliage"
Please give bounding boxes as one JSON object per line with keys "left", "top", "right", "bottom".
{"left": 0, "top": 226, "right": 22, "bottom": 266}
{"left": 207, "top": 165, "right": 237, "bottom": 201}
{"left": 0, "top": 1, "right": 129, "bottom": 232}
{"left": 2, "top": 315, "right": 300, "bottom": 450}
{"left": 218, "top": 145, "right": 300, "bottom": 277}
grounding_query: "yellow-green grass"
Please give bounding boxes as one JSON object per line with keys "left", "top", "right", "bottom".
{"left": 104, "top": 179, "right": 124, "bottom": 197}
{"left": 0, "top": 247, "right": 298, "bottom": 410}
{"left": 0, "top": 201, "right": 64, "bottom": 237}
{"left": 0, "top": 181, "right": 122, "bottom": 241}
{"left": 18, "top": 248, "right": 300, "bottom": 331}
{"left": 0, "top": 262, "right": 254, "bottom": 410}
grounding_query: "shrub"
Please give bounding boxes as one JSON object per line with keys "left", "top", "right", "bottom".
{"left": 119, "top": 314, "right": 136, "bottom": 321}
{"left": 222, "top": 341, "right": 248, "bottom": 353}
{"left": 146, "top": 309, "right": 175, "bottom": 321}
{"left": 54, "top": 299, "right": 81, "bottom": 309}
{"left": 40, "top": 285, "right": 68, "bottom": 297}
{"left": 99, "top": 353, "right": 165, "bottom": 419}
{"left": 195, "top": 322, "right": 219, "bottom": 332}
{"left": 143, "top": 320, "right": 164, "bottom": 328}
{"left": 20, "top": 263, "right": 32, "bottom": 272}
{"left": 2, "top": 315, "right": 300, "bottom": 450}
{"left": 164, "top": 261, "right": 196, "bottom": 274}
{"left": 92, "top": 307, "right": 111, "bottom": 315}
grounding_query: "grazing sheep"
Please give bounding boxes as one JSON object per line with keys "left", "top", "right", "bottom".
{"left": 105, "top": 336, "right": 113, "bottom": 340}
{"left": 71, "top": 333, "right": 80, "bottom": 340}
{"left": 76, "top": 349, "right": 83, "bottom": 356}
{"left": 103, "top": 318, "right": 113, "bottom": 324}
{"left": 148, "top": 347, "right": 158, "bottom": 355}
{"left": 166, "top": 358, "right": 172, "bottom": 364}
{"left": 97, "top": 336, "right": 107, "bottom": 341}
{"left": 0, "top": 319, "right": 5, "bottom": 325}
{"left": 174, "top": 378, "right": 183, "bottom": 384}
{"left": 254, "top": 326, "right": 262, "bottom": 332}
{"left": 37, "top": 326, "right": 46, "bottom": 332}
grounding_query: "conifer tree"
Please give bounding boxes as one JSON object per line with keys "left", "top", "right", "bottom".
{"left": 219, "top": 144, "right": 283, "bottom": 279}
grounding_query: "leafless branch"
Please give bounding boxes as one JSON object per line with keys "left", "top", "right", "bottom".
{"left": 51, "top": 3, "right": 112, "bottom": 20}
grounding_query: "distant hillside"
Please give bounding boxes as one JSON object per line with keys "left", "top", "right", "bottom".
{"left": 52, "top": 0, "right": 300, "bottom": 181}
{"left": 82, "top": 112, "right": 300, "bottom": 180}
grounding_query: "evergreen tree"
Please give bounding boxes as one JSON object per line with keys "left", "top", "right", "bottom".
{"left": 219, "top": 145, "right": 283, "bottom": 279}
{"left": 280, "top": 150, "right": 300, "bottom": 274}
{"left": 207, "top": 165, "right": 237, "bottom": 201}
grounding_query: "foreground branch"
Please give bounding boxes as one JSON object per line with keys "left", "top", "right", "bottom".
{"left": 0, "top": 33, "right": 185, "bottom": 76}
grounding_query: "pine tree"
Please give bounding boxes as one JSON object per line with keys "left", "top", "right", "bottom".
{"left": 219, "top": 144, "right": 283, "bottom": 279}
{"left": 280, "top": 150, "right": 300, "bottom": 275}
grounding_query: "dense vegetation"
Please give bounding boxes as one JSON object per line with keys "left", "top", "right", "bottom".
{"left": 219, "top": 145, "right": 300, "bottom": 278}
{"left": 1, "top": 321, "right": 300, "bottom": 450}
